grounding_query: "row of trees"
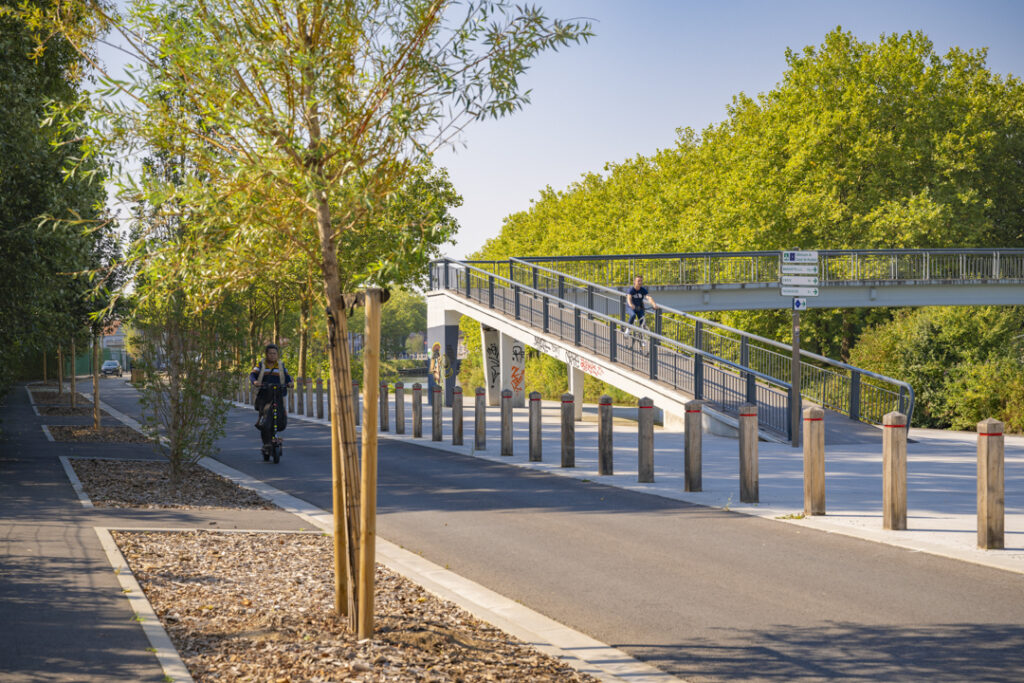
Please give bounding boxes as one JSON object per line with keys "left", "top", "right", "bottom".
{"left": 464, "top": 27, "right": 1024, "bottom": 430}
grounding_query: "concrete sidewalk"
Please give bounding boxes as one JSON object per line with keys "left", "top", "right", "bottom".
{"left": 269, "top": 389, "right": 1024, "bottom": 575}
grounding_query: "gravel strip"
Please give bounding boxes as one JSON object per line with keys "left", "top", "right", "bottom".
{"left": 48, "top": 425, "right": 150, "bottom": 443}
{"left": 71, "top": 459, "right": 277, "bottom": 509}
{"left": 114, "top": 530, "right": 599, "bottom": 682}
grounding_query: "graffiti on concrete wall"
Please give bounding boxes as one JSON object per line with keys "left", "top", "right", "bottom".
{"left": 486, "top": 342, "right": 500, "bottom": 388}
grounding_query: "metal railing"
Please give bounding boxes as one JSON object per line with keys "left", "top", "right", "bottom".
{"left": 430, "top": 258, "right": 795, "bottom": 440}
{"left": 497, "top": 257, "right": 914, "bottom": 426}
{"left": 517, "top": 248, "right": 1024, "bottom": 289}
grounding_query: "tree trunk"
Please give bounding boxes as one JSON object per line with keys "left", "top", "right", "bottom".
{"left": 70, "top": 337, "right": 77, "bottom": 409}
{"left": 57, "top": 346, "right": 63, "bottom": 395}
{"left": 43, "top": 351, "right": 47, "bottom": 384}
{"left": 298, "top": 296, "right": 310, "bottom": 378}
{"left": 93, "top": 333, "right": 101, "bottom": 430}
{"left": 316, "top": 194, "right": 361, "bottom": 626}
{"left": 273, "top": 296, "right": 281, "bottom": 346}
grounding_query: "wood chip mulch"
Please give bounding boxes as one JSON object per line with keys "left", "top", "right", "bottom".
{"left": 48, "top": 425, "right": 150, "bottom": 443}
{"left": 70, "top": 459, "right": 277, "bottom": 509}
{"left": 30, "top": 390, "right": 93, "bottom": 406}
{"left": 114, "top": 531, "right": 599, "bottom": 682}
{"left": 37, "top": 406, "right": 111, "bottom": 417}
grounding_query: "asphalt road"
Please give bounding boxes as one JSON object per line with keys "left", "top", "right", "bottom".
{"left": 97, "top": 380, "right": 1024, "bottom": 682}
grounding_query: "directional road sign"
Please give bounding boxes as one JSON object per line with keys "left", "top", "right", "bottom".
{"left": 781, "top": 264, "right": 819, "bottom": 275}
{"left": 781, "top": 250, "right": 818, "bottom": 263}
{"left": 781, "top": 275, "right": 819, "bottom": 286}
{"left": 781, "top": 286, "right": 819, "bottom": 297}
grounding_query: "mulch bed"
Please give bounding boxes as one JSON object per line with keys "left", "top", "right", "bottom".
{"left": 114, "top": 531, "right": 599, "bottom": 682}
{"left": 37, "top": 406, "right": 111, "bottom": 417}
{"left": 30, "top": 390, "right": 93, "bottom": 406}
{"left": 49, "top": 425, "right": 150, "bottom": 443}
{"left": 70, "top": 459, "right": 276, "bottom": 509}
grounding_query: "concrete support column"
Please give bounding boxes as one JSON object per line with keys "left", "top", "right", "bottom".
{"left": 427, "top": 301, "right": 461, "bottom": 407}
{"left": 500, "top": 333, "right": 526, "bottom": 408}
{"left": 481, "top": 325, "right": 501, "bottom": 406}
{"left": 568, "top": 364, "right": 585, "bottom": 422}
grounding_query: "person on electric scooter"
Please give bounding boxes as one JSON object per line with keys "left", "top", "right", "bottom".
{"left": 250, "top": 343, "right": 293, "bottom": 459}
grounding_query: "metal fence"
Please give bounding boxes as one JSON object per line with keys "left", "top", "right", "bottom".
{"left": 431, "top": 259, "right": 795, "bottom": 439}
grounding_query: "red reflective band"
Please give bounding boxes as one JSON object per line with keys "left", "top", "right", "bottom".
{"left": 530, "top": 397, "right": 540, "bottom": 401}
{"left": 639, "top": 405, "right": 654, "bottom": 409}
{"left": 685, "top": 410, "right": 701, "bottom": 413}
{"left": 979, "top": 432, "right": 1003, "bottom": 437}
{"left": 739, "top": 413, "right": 757, "bottom": 417}
{"left": 883, "top": 424, "right": 906, "bottom": 428}
{"left": 561, "top": 400, "right": 574, "bottom": 404}
{"left": 803, "top": 417, "right": 823, "bottom": 422}
{"left": 599, "top": 401, "right": 612, "bottom": 406}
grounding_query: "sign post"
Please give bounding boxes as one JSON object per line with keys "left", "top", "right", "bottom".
{"left": 781, "top": 251, "right": 820, "bottom": 448}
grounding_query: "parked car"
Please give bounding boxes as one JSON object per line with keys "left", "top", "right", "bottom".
{"left": 100, "top": 360, "right": 123, "bottom": 377}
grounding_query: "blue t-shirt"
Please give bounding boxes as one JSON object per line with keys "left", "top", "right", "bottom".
{"left": 628, "top": 286, "right": 648, "bottom": 311}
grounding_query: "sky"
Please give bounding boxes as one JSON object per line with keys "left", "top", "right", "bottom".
{"left": 432, "top": 0, "right": 1024, "bottom": 258}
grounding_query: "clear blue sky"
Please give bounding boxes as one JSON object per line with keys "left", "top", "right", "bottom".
{"left": 433, "top": 0, "right": 1024, "bottom": 258}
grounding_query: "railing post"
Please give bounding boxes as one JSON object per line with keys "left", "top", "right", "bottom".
{"left": 586, "top": 284, "right": 594, "bottom": 311}
{"left": 574, "top": 307, "right": 581, "bottom": 346}
{"left": 654, "top": 308, "right": 663, "bottom": 336}
{"left": 316, "top": 378, "right": 324, "bottom": 419}
{"left": 882, "top": 411, "right": 907, "bottom": 530}
{"left": 609, "top": 321, "right": 617, "bottom": 363}
{"left": 694, "top": 319, "right": 703, "bottom": 351}
{"left": 638, "top": 397, "right": 654, "bottom": 483}
{"left": 465, "top": 268, "right": 472, "bottom": 299}
{"left": 739, "top": 404, "right": 758, "bottom": 503}
{"left": 977, "top": 418, "right": 1004, "bottom": 549}
{"left": 558, "top": 274, "right": 565, "bottom": 300}
{"left": 685, "top": 400, "right": 702, "bottom": 492}
{"left": 532, "top": 266, "right": 539, "bottom": 291}
{"left": 432, "top": 385, "right": 442, "bottom": 441}
{"left": 898, "top": 385, "right": 907, "bottom": 417}
{"left": 803, "top": 406, "right": 826, "bottom": 515}
{"left": 561, "top": 393, "right": 575, "bottom": 467}
{"left": 443, "top": 261, "right": 450, "bottom": 290}
{"left": 598, "top": 395, "right": 613, "bottom": 475}
{"left": 487, "top": 275, "right": 495, "bottom": 308}
{"left": 501, "top": 388, "right": 513, "bottom": 456}
{"left": 395, "top": 382, "right": 405, "bottom": 435}
{"left": 412, "top": 383, "right": 422, "bottom": 437}
{"left": 542, "top": 296, "right": 549, "bottom": 333}
{"left": 452, "top": 386, "right": 463, "bottom": 445}
{"left": 474, "top": 387, "right": 486, "bottom": 450}
{"left": 693, "top": 354, "right": 704, "bottom": 400}
{"left": 649, "top": 337, "right": 658, "bottom": 380}
{"left": 529, "top": 391, "right": 542, "bottom": 462}
{"left": 849, "top": 371, "right": 861, "bottom": 422}
{"left": 514, "top": 285, "right": 521, "bottom": 320}
{"left": 379, "top": 381, "right": 389, "bottom": 432}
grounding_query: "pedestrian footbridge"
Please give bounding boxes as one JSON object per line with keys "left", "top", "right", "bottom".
{"left": 427, "top": 250, "right": 1024, "bottom": 444}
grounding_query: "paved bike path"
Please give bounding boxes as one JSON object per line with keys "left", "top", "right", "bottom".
{"left": 94, "top": 381, "right": 1024, "bottom": 682}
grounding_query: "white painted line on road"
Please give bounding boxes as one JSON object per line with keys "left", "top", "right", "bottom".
{"left": 58, "top": 455, "right": 94, "bottom": 508}
{"left": 198, "top": 456, "right": 685, "bottom": 683}
{"left": 94, "top": 527, "right": 195, "bottom": 683}
{"left": 40, "top": 425, "right": 54, "bottom": 442}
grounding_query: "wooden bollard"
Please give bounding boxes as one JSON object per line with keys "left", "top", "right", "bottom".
{"left": 315, "top": 378, "right": 324, "bottom": 419}
{"left": 501, "top": 389, "right": 513, "bottom": 456}
{"left": 882, "top": 411, "right": 907, "bottom": 530}
{"left": 977, "top": 418, "right": 1004, "bottom": 550}
{"left": 287, "top": 382, "right": 295, "bottom": 413}
{"left": 395, "top": 382, "right": 405, "bottom": 434}
{"left": 598, "top": 395, "right": 613, "bottom": 475}
{"left": 561, "top": 393, "right": 575, "bottom": 467}
{"left": 452, "top": 386, "right": 463, "bottom": 445}
{"left": 684, "top": 400, "right": 702, "bottom": 492}
{"left": 637, "top": 397, "right": 654, "bottom": 483}
{"left": 295, "top": 377, "right": 304, "bottom": 414}
{"left": 803, "top": 406, "right": 826, "bottom": 516}
{"left": 306, "top": 378, "right": 314, "bottom": 417}
{"left": 431, "top": 386, "right": 442, "bottom": 441}
{"left": 474, "top": 387, "right": 486, "bottom": 450}
{"left": 380, "top": 381, "right": 389, "bottom": 432}
{"left": 326, "top": 378, "right": 332, "bottom": 420}
{"left": 739, "top": 403, "right": 758, "bottom": 503}
{"left": 529, "top": 391, "right": 542, "bottom": 462}
{"left": 353, "top": 380, "right": 360, "bottom": 426}
{"left": 412, "top": 383, "right": 422, "bottom": 438}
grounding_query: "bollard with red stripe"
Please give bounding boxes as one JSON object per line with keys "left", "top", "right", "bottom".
{"left": 637, "top": 397, "right": 655, "bottom": 482}
{"left": 882, "top": 411, "right": 907, "bottom": 530}
{"left": 560, "top": 393, "right": 575, "bottom": 468}
{"left": 431, "top": 385, "right": 442, "bottom": 441}
{"left": 739, "top": 403, "right": 758, "bottom": 503}
{"left": 412, "top": 383, "right": 422, "bottom": 438}
{"left": 474, "top": 387, "right": 486, "bottom": 451}
{"left": 451, "top": 385, "right": 463, "bottom": 446}
{"left": 598, "top": 395, "right": 613, "bottom": 475}
{"left": 977, "top": 418, "right": 1004, "bottom": 549}
{"left": 684, "top": 399, "right": 703, "bottom": 492}
{"left": 501, "top": 389, "right": 513, "bottom": 457}
{"left": 529, "top": 391, "right": 542, "bottom": 462}
{"left": 802, "top": 405, "right": 826, "bottom": 515}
